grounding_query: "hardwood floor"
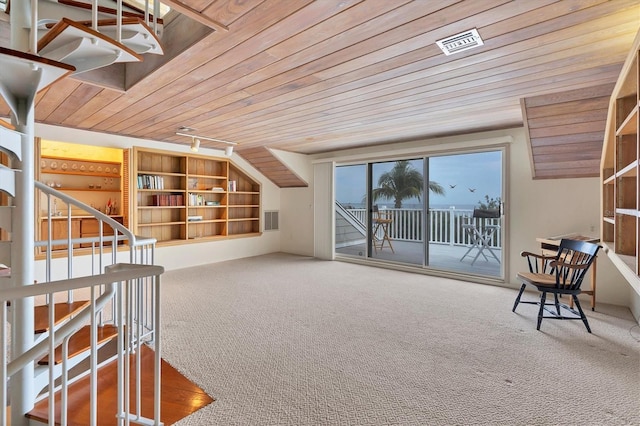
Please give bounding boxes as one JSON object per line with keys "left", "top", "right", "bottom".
{"left": 27, "top": 344, "right": 214, "bottom": 425}
{"left": 34, "top": 301, "right": 90, "bottom": 334}
{"left": 38, "top": 325, "right": 118, "bottom": 365}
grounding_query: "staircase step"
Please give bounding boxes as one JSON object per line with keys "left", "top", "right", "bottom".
{"left": 38, "top": 324, "right": 118, "bottom": 365}
{"left": 34, "top": 301, "right": 90, "bottom": 334}
{"left": 0, "top": 165, "right": 16, "bottom": 197}
{"left": 0, "top": 124, "right": 22, "bottom": 160}
{"left": 38, "top": 18, "right": 143, "bottom": 74}
{"left": 0, "top": 46, "right": 76, "bottom": 118}
{"left": 27, "top": 345, "right": 214, "bottom": 425}
{"left": 0, "top": 263, "right": 9, "bottom": 278}
{"left": 53, "top": 17, "right": 164, "bottom": 55}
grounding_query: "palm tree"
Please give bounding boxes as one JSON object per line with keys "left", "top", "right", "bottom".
{"left": 372, "top": 160, "right": 444, "bottom": 208}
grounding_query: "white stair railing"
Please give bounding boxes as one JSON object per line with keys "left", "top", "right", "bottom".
{"left": 0, "top": 182, "right": 161, "bottom": 424}
{"left": 36, "top": 181, "right": 158, "bottom": 340}
{"left": 0, "top": 182, "right": 164, "bottom": 424}
{"left": 0, "top": 262, "right": 164, "bottom": 425}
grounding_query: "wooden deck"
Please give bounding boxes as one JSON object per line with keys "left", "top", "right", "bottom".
{"left": 336, "top": 241, "right": 502, "bottom": 278}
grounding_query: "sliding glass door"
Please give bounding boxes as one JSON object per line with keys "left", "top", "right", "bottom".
{"left": 334, "top": 149, "right": 504, "bottom": 279}
{"left": 335, "top": 164, "right": 367, "bottom": 258}
{"left": 369, "top": 159, "right": 424, "bottom": 265}
{"left": 427, "top": 151, "right": 503, "bottom": 278}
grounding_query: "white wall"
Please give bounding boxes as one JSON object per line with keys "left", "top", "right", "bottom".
{"left": 34, "top": 124, "right": 282, "bottom": 271}
{"left": 271, "top": 149, "right": 315, "bottom": 256}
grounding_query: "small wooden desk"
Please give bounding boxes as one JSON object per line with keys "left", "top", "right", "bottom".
{"left": 536, "top": 234, "right": 599, "bottom": 311}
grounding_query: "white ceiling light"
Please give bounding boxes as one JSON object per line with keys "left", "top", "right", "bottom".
{"left": 436, "top": 28, "right": 484, "bottom": 56}
{"left": 176, "top": 132, "right": 238, "bottom": 155}
{"left": 190, "top": 137, "right": 200, "bottom": 152}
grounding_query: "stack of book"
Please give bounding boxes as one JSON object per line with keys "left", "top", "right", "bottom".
{"left": 151, "top": 194, "right": 183, "bottom": 206}
{"left": 138, "top": 174, "right": 165, "bottom": 189}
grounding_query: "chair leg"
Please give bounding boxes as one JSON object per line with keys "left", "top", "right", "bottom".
{"left": 512, "top": 283, "right": 526, "bottom": 312}
{"left": 572, "top": 295, "right": 592, "bottom": 333}
{"left": 554, "top": 293, "right": 561, "bottom": 315}
{"left": 537, "top": 292, "right": 546, "bottom": 330}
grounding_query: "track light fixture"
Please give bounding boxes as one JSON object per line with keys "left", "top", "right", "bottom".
{"left": 190, "top": 137, "right": 200, "bottom": 152}
{"left": 176, "top": 132, "right": 237, "bottom": 156}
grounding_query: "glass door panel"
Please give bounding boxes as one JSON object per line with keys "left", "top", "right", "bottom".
{"left": 427, "top": 151, "right": 503, "bottom": 278}
{"left": 334, "top": 164, "right": 368, "bottom": 258}
{"left": 370, "top": 159, "right": 424, "bottom": 265}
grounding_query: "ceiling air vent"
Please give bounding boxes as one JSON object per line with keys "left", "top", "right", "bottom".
{"left": 436, "top": 28, "right": 484, "bottom": 56}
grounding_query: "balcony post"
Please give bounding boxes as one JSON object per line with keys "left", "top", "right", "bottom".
{"left": 449, "top": 206, "right": 455, "bottom": 246}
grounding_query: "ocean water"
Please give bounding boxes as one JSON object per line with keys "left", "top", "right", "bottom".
{"left": 339, "top": 202, "right": 477, "bottom": 210}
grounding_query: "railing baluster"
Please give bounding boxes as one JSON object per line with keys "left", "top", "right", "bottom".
{"left": 344, "top": 207, "right": 501, "bottom": 249}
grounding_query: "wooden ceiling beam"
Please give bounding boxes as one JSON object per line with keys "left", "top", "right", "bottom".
{"left": 161, "top": 0, "right": 229, "bottom": 33}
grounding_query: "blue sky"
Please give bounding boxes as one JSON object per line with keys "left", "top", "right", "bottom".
{"left": 335, "top": 151, "right": 502, "bottom": 208}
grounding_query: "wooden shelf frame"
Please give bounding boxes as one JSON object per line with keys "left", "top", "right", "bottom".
{"left": 600, "top": 29, "right": 640, "bottom": 294}
{"left": 133, "top": 147, "right": 261, "bottom": 244}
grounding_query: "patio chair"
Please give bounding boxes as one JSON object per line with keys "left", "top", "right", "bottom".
{"left": 372, "top": 205, "right": 394, "bottom": 253}
{"left": 460, "top": 208, "right": 500, "bottom": 265}
{"left": 512, "top": 238, "right": 600, "bottom": 332}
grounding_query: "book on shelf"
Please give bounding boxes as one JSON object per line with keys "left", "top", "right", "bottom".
{"left": 228, "top": 180, "right": 237, "bottom": 192}
{"left": 188, "top": 193, "right": 206, "bottom": 206}
{"left": 137, "top": 174, "right": 165, "bottom": 190}
{"left": 151, "top": 194, "right": 184, "bottom": 206}
{"left": 187, "top": 215, "right": 203, "bottom": 222}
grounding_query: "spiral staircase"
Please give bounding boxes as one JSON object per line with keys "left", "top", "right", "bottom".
{"left": 0, "top": 1, "right": 212, "bottom": 425}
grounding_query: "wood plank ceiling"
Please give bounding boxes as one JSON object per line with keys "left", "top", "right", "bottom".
{"left": 1, "top": 0, "right": 640, "bottom": 184}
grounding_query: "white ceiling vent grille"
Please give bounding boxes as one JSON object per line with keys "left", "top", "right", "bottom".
{"left": 436, "top": 28, "right": 484, "bottom": 56}
{"left": 264, "top": 211, "right": 279, "bottom": 231}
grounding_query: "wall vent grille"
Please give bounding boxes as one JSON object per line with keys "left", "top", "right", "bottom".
{"left": 264, "top": 211, "right": 279, "bottom": 231}
{"left": 436, "top": 28, "right": 484, "bottom": 56}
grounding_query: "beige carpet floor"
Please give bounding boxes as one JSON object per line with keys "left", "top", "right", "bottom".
{"left": 160, "top": 253, "right": 640, "bottom": 426}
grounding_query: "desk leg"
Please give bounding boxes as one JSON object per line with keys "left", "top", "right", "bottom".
{"left": 590, "top": 260, "right": 596, "bottom": 311}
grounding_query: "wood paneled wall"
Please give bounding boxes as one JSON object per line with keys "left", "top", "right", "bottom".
{"left": 237, "top": 147, "right": 307, "bottom": 188}
{"left": 522, "top": 83, "right": 615, "bottom": 179}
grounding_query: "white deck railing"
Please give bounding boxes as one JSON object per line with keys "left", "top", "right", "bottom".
{"left": 346, "top": 207, "right": 502, "bottom": 248}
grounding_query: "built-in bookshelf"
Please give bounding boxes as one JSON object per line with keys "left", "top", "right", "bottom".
{"left": 39, "top": 155, "right": 122, "bottom": 211}
{"left": 132, "top": 147, "right": 261, "bottom": 244}
{"left": 600, "top": 29, "right": 640, "bottom": 296}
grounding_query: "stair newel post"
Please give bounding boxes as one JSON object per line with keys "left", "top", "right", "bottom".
{"left": 48, "top": 290, "right": 56, "bottom": 425}
{"left": 10, "top": 101, "right": 36, "bottom": 426}
{"left": 153, "top": 0, "right": 160, "bottom": 36}
{"left": 7, "top": 3, "right": 38, "bottom": 422}
{"left": 29, "top": 0, "right": 37, "bottom": 54}
{"left": 116, "top": 0, "right": 122, "bottom": 44}
{"left": 154, "top": 273, "right": 162, "bottom": 425}
{"left": 136, "top": 278, "right": 143, "bottom": 417}
{"left": 61, "top": 334, "right": 72, "bottom": 426}
{"left": 0, "top": 302, "right": 7, "bottom": 423}
{"left": 90, "top": 284, "right": 98, "bottom": 425}
{"left": 91, "top": 0, "right": 98, "bottom": 32}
